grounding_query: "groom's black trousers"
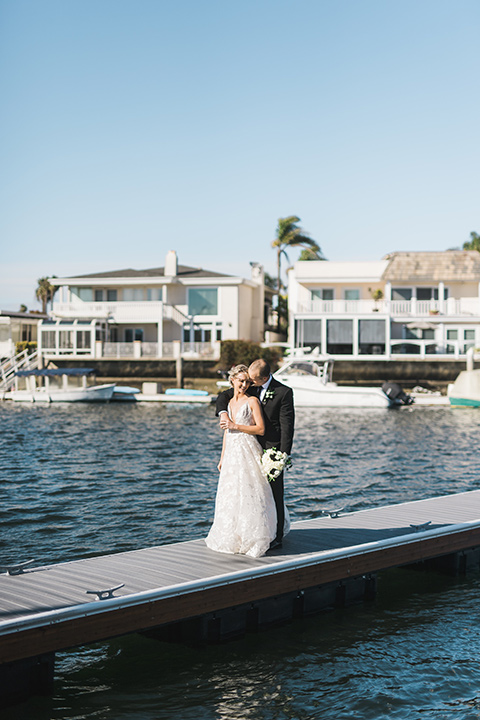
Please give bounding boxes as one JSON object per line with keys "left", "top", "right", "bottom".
{"left": 270, "top": 470, "right": 284, "bottom": 542}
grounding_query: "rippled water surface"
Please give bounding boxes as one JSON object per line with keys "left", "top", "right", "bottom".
{"left": 2, "top": 402, "right": 480, "bottom": 719}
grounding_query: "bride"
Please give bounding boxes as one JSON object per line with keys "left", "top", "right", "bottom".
{"left": 205, "top": 364, "right": 288, "bottom": 558}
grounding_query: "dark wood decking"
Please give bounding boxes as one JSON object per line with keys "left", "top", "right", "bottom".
{"left": 2, "top": 490, "right": 480, "bottom": 665}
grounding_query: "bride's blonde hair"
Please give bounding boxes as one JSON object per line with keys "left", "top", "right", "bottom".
{"left": 228, "top": 364, "right": 250, "bottom": 386}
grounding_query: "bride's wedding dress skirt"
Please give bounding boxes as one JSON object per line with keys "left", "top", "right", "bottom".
{"left": 205, "top": 401, "right": 290, "bottom": 559}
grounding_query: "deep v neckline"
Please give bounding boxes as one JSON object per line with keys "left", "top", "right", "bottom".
{"left": 229, "top": 399, "right": 250, "bottom": 421}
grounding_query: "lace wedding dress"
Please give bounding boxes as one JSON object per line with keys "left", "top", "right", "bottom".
{"left": 205, "top": 400, "right": 289, "bottom": 558}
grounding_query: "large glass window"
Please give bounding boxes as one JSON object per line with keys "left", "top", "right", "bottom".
{"left": 107, "top": 289, "right": 117, "bottom": 302}
{"left": 94, "top": 290, "right": 104, "bottom": 301}
{"left": 188, "top": 288, "right": 218, "bottom": 316}
{"left": 295, "top": 319, "right": 322, "bottom": 349}
{"left": 327, "top": 319, "right": 353, "bottom": 354}
{"left": 359, "top": 320, "right": 385, "bottom": 354}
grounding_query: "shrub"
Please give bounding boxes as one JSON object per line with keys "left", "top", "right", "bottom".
{"left": 15, "top": 341, "right": 37, "bottom": 356}
{"left": 218, "top": 340, "right": 281, "bottom": 372}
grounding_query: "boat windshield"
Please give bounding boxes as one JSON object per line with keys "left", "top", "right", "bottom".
{"left": 278, "top": 361, "right": 323, "bottom": 378}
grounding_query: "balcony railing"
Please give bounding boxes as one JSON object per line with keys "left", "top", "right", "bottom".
{"left": 296, "top": 297, "right": 480, "bottom": 316}
{"left": 51, "top": 300, "right": 196, "bottom": 323}
{"left": 43, "top": 341, "right": 220, "bottom": 360}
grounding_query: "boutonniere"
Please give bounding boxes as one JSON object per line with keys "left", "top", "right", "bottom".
{"left": 262, "top": 389, "right": 275, "bottom": 404}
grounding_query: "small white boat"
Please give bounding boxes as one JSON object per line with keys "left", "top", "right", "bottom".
{"left": 274, "top": 357, "right": 394, "bottom": 408}
{"left": 448, "top": 348, "right": 480, "bottom": 407}
{"left": 8, "top": 368, "right": 116, "bottom": 403}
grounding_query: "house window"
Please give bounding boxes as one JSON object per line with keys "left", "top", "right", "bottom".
{"left": 42, "top": 331, "right": 56, "bottom": 349}
{"left": 464, "top": 330, "right": 475, "bottom": 341}
{"left": 76, "top": 331, "right": 91, "bottom": 349}
{"left": 295, "top": 319, "right": 322, "bottom": 349}
{"left": 94, "top": 290, "right": 104, "bottom": 302}
{"left": 417, "top": 287, "right": 449, "bottom": 300}
{"left": 123, "top": 288, "right": 144, "bottom": 301}
{"left": 188, "top": 288, "right": 218, "bottom": 316}
{"left": 107, "top": 289, "right": 117, "bottom": 302}
{"left": 327, "top": 320, "right": 353, "bottom": 354}
{"left": 344, "top": 289, "right": 360, "bottom": 301}
{"left": 447, "top": 330, "right": 458, "bottom": 340}
{"left": 21, "top": 325, "right": 34, "bottom": 342}
{"left": 147, "top": 288, "right": 162, "bottom": 301}
{"left": 359, "top": 320, "right": 385, "bottom": 355}
{"left": 392, "top": 288, "right": 412, "bottom": 301}
{"left": 78, "top": 288, "right": 93, "bottom": 302}
{"left": 312, "top": 289, "right": 334, "bottom": 301}
{"left": 125, "top": 328, "right": 144, "bottom": 342}
{"left": 59, "top": 331, "right": 73, "bottom": 349}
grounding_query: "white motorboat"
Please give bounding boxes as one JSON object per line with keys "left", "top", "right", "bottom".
{"left": 447, "top": 347, "right": 480, "bottom": 407}
{"left": 7, "top": 368, "right": 116, "bottom": 403}
{"left": 273, "top": 357, "right": 395, "bottom": 408}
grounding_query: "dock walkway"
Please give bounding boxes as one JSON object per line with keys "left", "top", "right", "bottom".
{"left": 2, "top": 489, "right": 480, "bottom": 674}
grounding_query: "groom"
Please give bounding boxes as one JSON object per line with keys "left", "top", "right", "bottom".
{"left": 216, "top": 358, "right": 295, "bottom": 549}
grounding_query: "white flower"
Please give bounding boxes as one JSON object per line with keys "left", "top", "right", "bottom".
{"left": 261, "top": 447, "right": 292, "bottom": 482}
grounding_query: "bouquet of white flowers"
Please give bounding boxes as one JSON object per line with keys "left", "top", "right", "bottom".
{"left": 261, "top": 447, "right": 292, "bottom": 482}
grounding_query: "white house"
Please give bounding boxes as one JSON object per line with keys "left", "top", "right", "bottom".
{"left": 288, "top": 251, "right": 480, "bottom": 359}
{"left": 0, "top": 311, "right": 47, "bottom": 360}
{"left": 40, "top": 252, "right": 268, "bottom": 360}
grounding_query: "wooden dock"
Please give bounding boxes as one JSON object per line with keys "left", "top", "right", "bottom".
{"left": 2, "top": 490, "right": 480, "bottom": 704}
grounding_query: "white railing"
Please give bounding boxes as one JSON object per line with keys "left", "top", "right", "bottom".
{"left": 297, "top": 297, "right": 480, "bottom": 317}
{"left": 0, "top": 349, "right": 39, "bottom": 391}
{"left": 52, "top": 300, "right": 194, "bottom": 324}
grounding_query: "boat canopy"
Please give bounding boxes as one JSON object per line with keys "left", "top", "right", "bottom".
{"left": 15, "top": 368, "right": 95, "bottom": 377}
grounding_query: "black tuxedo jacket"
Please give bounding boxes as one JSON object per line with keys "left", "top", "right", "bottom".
{"left": 215, "top": 377, "right": 295, "bottom": 455}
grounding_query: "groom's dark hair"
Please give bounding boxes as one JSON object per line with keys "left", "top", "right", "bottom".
{"left": 249, "top": 358, "right": 270, "bottom": 379}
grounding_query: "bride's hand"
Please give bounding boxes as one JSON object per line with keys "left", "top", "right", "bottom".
{"left": 220, "top": 416, "right": 235, "bottom": 430}
{"left": 217, "top": 460, "right": 222, "bottom": 471}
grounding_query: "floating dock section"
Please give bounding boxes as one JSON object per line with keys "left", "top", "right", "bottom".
{"left": 2, "top": 490, "right": 480, "bottom": 705}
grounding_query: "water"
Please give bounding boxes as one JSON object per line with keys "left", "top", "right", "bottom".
{"left": 2, "top": 402, "right": 480, "bottom": 719}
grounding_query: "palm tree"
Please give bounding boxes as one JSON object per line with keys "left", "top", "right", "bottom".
{"left": 36, "top": 277, "right": 57, "bottom": 314}
{"left": 463, "top": 232, "right": 480, "bottom": 252}
{"left": 271, "top": 216, "right": 323, "bottom": 330}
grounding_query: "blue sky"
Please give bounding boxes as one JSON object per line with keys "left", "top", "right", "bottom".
{"left": 1, "top": 0, "right": 479, "bottom": 310}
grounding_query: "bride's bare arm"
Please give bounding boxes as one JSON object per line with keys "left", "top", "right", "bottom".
{"left": 222, "top": 397, "right": 265, "bottom": 436}
{"left": 218, "top": 430, "right": 227, "bottom": 471}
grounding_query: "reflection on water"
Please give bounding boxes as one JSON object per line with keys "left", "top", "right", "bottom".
{"left": 2, "top": 403, "right": 480, "bottom": 719}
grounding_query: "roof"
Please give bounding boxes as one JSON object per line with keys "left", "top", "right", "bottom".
{"left": 0, "top": 311, "right": 47, "bottom": 319}
{"left": 382, "top": 251, "right": 480, "bottom": 282}
{"left": 69, "top": 265, "right": 232, "bottom": 280}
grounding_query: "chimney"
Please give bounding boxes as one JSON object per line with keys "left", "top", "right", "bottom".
{"left": 164, "top": 250, "right": 178, "bottom": 277}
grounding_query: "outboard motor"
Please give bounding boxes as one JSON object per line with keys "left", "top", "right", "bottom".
{"left": 381, "top": 381, "right": 414, "bottom": 405}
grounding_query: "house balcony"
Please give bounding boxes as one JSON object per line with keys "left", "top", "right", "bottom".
{"left": 42, "top": 340, "right": 221, "bottom": 361}
{"left": 295, "top": 297, "right": 480, "bottom": 317}
{"left": 52, "top": 301, "right": 190, "bottom": 324}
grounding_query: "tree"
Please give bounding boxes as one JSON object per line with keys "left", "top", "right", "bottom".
{"left": 35, "top": 277, "right": 57, "bottom": 314}
{"left": 298, "top": 247, "right": 325, "bottom": 261}
{"left": 271, "top": 216, "right": 323, "bottom": 330}
{"left": 463, "top": 231, "right": 480, "bottom": 252}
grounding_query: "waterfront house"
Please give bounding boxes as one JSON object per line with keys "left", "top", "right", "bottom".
{"left": 0, "top": 310, "right": 47, "bottom": 360}
{"left": 40, "top": 252, "right": 269, "bottom": 361}
{"left": 288, "top": 251, "right": 480, "bottom": 360}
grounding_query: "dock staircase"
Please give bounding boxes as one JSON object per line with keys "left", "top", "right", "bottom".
{"left": 0, "top": 349, "right": 40, "bottom": 395}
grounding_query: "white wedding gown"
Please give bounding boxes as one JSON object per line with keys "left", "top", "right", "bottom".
{"left": 205, "top": 400, "right": 290, "bottom": 558}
